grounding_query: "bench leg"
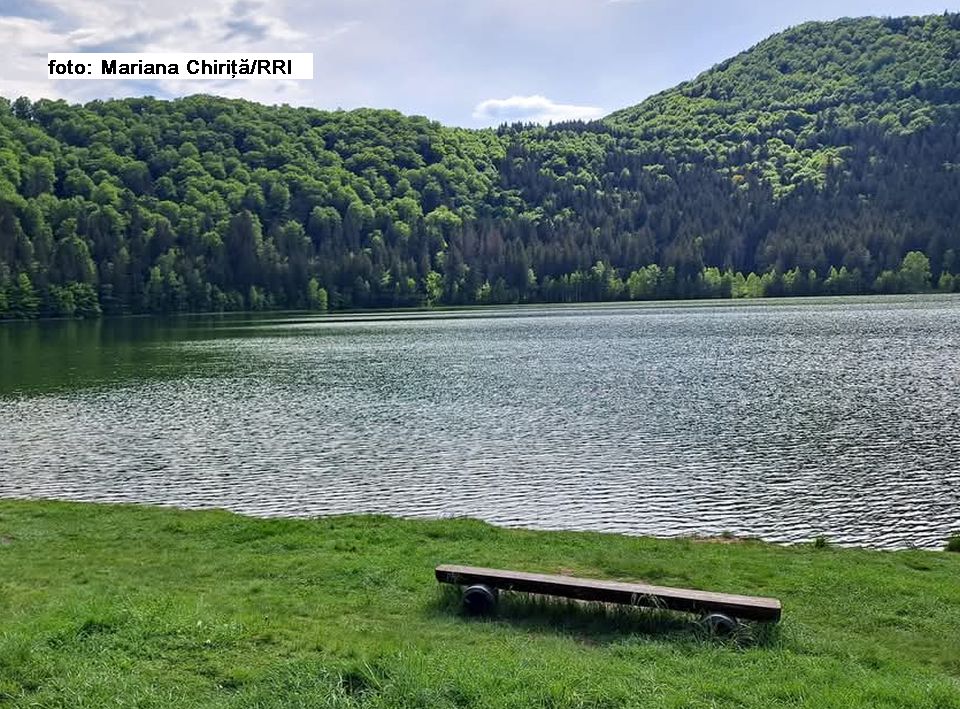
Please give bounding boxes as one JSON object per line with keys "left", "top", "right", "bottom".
{"left": 462, "top": 584, "right": 498, "bottom": 615}
{"left": 701, "top": 612, "right": 739, "bottom": 636}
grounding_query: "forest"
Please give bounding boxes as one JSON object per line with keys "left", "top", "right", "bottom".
{"left": 1, "top": 13, "right": 960, "bottom": 318}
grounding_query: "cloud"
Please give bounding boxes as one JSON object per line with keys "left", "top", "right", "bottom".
{"left": 0, "top": 0, "right": 616, "bottom": 124}
{"left": 0, "top": 16, "right": 66, "bottom": 100}
{"left": 459, "top": 0, "right": 612, "bottom": 30}
{"left": 0, "top": 0, "right": 321, "bottom": 105}
{"left": 472, "top": 94, "right": 604, "bottom": 125}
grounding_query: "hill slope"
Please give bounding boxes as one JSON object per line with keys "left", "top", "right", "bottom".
{"left": 609, "top": 13, "right": 960, "bottom": 180}
{"left": 1, "top": 13, "right": 960, "bottom": 317}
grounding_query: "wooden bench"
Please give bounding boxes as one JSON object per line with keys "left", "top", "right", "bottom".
{"left": 436, "top": 564, "right": 781, "bottom": 631}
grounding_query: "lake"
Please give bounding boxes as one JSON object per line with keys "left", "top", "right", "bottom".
{"left": 1, "top": 296, "right": 959, "bottom": 549}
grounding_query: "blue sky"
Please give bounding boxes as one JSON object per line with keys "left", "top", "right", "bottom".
{"left": 1, "top": 0, "right": 957, "bottom": 126}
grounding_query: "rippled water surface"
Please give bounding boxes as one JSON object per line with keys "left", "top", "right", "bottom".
{"left": 2, "top": 296, "right": 959, "bottom": 549}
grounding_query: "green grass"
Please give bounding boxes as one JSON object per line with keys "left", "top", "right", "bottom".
{"left": 0, "top": 502, "right": 958, "bottom": 708}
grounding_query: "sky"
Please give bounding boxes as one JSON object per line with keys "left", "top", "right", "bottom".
{"left": 1, "top": 0, "right": 957, "bottom": 127}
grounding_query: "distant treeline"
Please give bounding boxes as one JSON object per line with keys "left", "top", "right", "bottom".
{"left": 0, "top": 249, "right": 952, "bottom": 319}
{"left": 476, "top": 251, "right": 953, "bottom": 305}
{"left": 3, "top": 14, "right": 960, "bottom": 318}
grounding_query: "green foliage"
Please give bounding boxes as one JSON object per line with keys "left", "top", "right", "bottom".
{"left": 899, "top": 251, "right": 932, "bottom": 292}
{"left": 424, "top": 270, "right": 444, "bottom": 305}
{"left": 2, "top": 13, "right": 960, "bottom": 318}
{"left": 608, "top": 14, "right": 960, "bottom": 194}
{"left": 824, "top": 267, "right": 862, "bottom": 296}
{"left": 10, "top": 273, "right": 38, "bottom": 318}
{"left": 946, "top": 535, "right": 960, "bottom": 553}
{"left": 627, "top": 265, "right": 662, "bottom": 300}
{"left": 874, "top": 269, "right": 902, "bottom": 294}
{"left": 306, "top": 277, "right": 328, "bottom": 311}
{"left": 46, "top": 282, "right": 101, "bottom": 318}
{"left": 0, "top": 501, "right": 959, "bottom": 707}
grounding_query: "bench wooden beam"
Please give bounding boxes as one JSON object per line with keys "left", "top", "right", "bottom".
{"left": 436, "top": 564, "right": 782, "bottom": 622}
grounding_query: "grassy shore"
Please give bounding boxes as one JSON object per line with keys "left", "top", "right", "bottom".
{"left": 0, "top": 501, "right": 958, "bottom": 708}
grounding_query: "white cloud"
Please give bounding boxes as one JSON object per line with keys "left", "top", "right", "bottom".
{"left": 459, "top": 0, "right": 612, "bottom": 30}
{"left": 0, "top": 0, "right": 336, "bottom": 105}
{"left": 0, "top": 16, "right": 66, "bottom": 100}
{"left": 472, "top": 94, "right": 605, "bottom": 125}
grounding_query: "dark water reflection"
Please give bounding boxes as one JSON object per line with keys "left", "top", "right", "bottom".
{"left": 2, "top": 297, "right": 959, "bottom": 549}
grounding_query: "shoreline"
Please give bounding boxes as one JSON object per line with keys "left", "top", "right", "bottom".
{"left": 0, "top": 496, "right": 955, "bottom": 553}
{"left": 1, "top": 291, "right": 958, "bottom": 326}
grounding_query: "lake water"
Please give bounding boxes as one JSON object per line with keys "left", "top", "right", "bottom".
{"left": 2, "top": 296, "right": 959, "bottom": 550}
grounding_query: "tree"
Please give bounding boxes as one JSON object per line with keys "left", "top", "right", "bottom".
{"left": 874, "top": 270, "right": 901, "bottom": 294}
{"left": 825, "top": 266, "right": 858, "bottom": 295}
{"left": 144, "top": 267, "right": 165, "bottom": 313}
{"left": 744, "top": 272, "right": 765, "bottom": 298}
{"left": 11, "top": 96, "right": 32, "bottom": 120}
{"left": 47, "top": 285, "right": 77, "bottom": 317}
{"left": 11, "top": 273, "right": 39, "bottom": 317}
{"left": 701, "top": 267, "right": 727, "bottom": 297}
{"left": 71, "top": 283, "right": 102, "bottom": 318}
{"left": 424, "top": 270, "right": 443, "bottom": 305}
{"left": 53, "top": 236, "right": 97, "bottom": 284}
{"left": 898, "top": 251, "right": 932, "bottom": 292}
{"left": 224, "top": 210, "right": 263, "bottom": 290}
{"left": 306, "top": 278, "right": 328, "bottom": 311}
{"left": 627, "top": 265, "right": 661, "bottom": 300}
{"left": 248, "top": 285, "right": 267, "bottom": 311}
{"left": 22, "top": 157, "right": 55, "bottom": 197}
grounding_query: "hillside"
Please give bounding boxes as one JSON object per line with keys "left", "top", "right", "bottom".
{"left": 1, "top": 13, "right": 960, "bottom": 317}
{"left": 609, "top": 14, "right": 960, "bottom": 180}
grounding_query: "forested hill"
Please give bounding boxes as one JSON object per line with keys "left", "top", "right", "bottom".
{"left": 2, "top": 13, "right": 960, "bottom": 318}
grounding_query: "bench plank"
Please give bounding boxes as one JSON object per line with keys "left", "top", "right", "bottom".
{"left": 436, "top": 564, "right": 782, "bottom": 622}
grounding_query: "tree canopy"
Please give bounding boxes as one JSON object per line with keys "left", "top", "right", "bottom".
{"left": 1, "top": 13, "right": 960, "bottom": 318}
